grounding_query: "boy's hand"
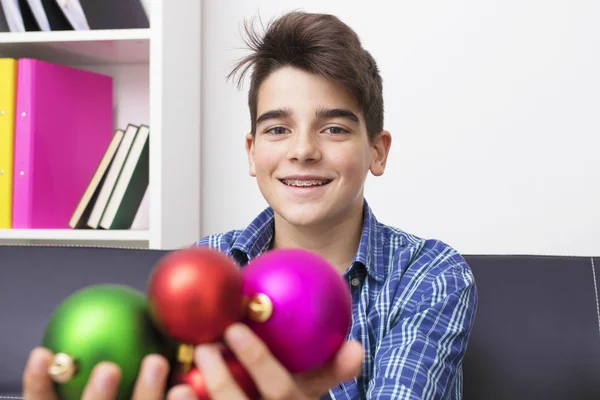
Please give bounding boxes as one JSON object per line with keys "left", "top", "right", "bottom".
{"left": 196, "top": 323, "right": 365, "bottom": 400}
{"left": 22, "top": 347, "right": 197, "bottom": 400}
{"left": 22, "top": 324, "right": 363, "bottom": 400}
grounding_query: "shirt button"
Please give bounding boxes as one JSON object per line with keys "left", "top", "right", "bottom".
{"left": 351, "top": 277, "right": 360, "bottom": 287}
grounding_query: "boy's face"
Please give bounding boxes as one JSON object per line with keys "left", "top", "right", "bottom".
{"left": 246, "top": 66, "right": 391, "bottom": 230}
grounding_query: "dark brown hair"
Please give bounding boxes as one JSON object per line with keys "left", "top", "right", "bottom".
{"left": 227, "top": 11, "right": 384, "bottom": 143}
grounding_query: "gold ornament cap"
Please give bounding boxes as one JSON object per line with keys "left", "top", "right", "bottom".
{"left": 49, "top": 353, "right": 77, "bottom": 383}
{"left": 247, "top": 293, "right": 273, "bottom": 322}
{"left": 178, "top": 344, "right": 194, "bottom": 373}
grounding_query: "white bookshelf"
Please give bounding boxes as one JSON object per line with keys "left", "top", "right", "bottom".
{"left": 0, "top": 0, "right": 201, "bottom": 250}
{"left": 0, "top": 229, "right": 149, "bottom": 241}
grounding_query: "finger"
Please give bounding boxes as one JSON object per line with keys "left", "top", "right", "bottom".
{"left": 294, "top": 340, "right": 365, "bottom": 397}
{"left": 166, "top": 384, "right": 198, "bottom": 400}
{"left": 131, "top": 354, "right": 171, "bottom": 400}
{"left": 224, "top": 323, "right": 301, "bottom": 400}
{"left": 195, "top": 344, "right": 248, "bottom": 400}
{"left": 22, "top": 347, "right": 59, "bottom": 400}
{"left": 80, "top": 362, "right": 122, "bottom": 400}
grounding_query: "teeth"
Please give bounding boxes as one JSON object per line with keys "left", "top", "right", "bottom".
{"left": 282, "top": 179, "right": 330, "bottom": 187}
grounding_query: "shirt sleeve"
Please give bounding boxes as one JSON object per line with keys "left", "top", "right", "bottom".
{"left": 367, "top": 242, "right": 478, "bottom": 400}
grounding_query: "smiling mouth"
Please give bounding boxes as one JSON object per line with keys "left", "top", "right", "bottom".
{"left": 280, "top": 179, "right": 333, "bottom": 187}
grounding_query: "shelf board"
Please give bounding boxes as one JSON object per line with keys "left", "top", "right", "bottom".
{"left": 0, "top": 229, "right": 150, "bottom": 242}
{"left": 0, "top": 29, "right": 150, "bottom": 65}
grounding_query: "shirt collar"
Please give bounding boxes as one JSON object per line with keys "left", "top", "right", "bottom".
{"left": 349, "top": 199, "right": 386, "bottom": 283}
{"left": 230, "top": 207, "right": 275, "bottom": 264}
{"left": 230, "top": 199, "right": 386, "bottom": 283}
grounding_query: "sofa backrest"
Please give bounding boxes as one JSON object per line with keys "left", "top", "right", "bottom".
{"left": 1, "top": 245, "right": 599, "bottom": 398}
{"left": 462, "top": 255, "right": 600, "bottom": 400}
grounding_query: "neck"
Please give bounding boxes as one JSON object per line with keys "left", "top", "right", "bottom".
{"left": 271, "top": 202, "right": 365, "bottom": 275}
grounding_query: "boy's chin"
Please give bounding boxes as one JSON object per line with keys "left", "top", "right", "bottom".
{"left": 274, "top": 204, "right": 331, "bottom": 229}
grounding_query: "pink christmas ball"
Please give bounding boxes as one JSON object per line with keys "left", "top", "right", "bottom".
{"left": 241, "top": 248, "right": 352, "bottom": 373}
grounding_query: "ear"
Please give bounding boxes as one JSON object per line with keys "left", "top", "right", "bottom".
{"left": 369, "top": 130, "right": 392, "bottom": 176}
{"left": 245, "top": 132, "right": 256, "bottom": 177}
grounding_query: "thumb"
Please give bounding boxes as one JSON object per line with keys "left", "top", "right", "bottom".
{"left": 294, "top": 340, "right": 365, "bottom": 397}
{"left": 22, "top": 347, "right": 60, "bottom": 400}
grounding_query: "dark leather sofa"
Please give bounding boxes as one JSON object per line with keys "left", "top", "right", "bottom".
{"left": 1, "top": 245, "right": 599, "bottom": 399}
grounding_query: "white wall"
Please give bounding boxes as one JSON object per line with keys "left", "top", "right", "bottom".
{"left": 200, "top": 0, "right": 600, "bottom": 257}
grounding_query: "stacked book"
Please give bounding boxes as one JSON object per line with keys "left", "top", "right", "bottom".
{"left": 69, "top": 123, "right": 149, "bottom": 230}
{"left": 0, "top": 57, "right": 148, "bottom": 231}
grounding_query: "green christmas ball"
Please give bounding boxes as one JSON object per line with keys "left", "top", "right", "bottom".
{"left": 42, "top": 284, "right": 175, "bottom": 400}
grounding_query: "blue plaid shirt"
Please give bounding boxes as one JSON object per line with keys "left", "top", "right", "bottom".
{"left": 194, "top": 200, "right": 478, "bottom": 399}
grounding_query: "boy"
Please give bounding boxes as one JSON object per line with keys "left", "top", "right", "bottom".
{"left": 22, "top": 10, "right": 477, "bottom": 400}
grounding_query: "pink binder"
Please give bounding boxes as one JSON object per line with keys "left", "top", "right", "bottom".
{"left": 12, "top": 58, "right": 113, "bottom": 229}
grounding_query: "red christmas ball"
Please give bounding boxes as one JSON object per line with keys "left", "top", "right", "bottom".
{"left": 173, "top": 349, "right": 260, "bottom": 400}
{"left": 146, "top": 247, "right": 244, "bottom": 345}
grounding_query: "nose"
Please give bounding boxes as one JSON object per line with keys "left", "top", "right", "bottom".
{"left": 286, "top": 129, "right": 322, "bottom": 163}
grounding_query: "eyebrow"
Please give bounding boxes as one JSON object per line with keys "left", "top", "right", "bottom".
{"left": 315, "top": 107, "right": 360, "bottom": 124}
{"left": 256, "top": 108, "right": 293, "bottom": 126}
{"left": 256, "top": 107, "right": 360, "bottom": 126}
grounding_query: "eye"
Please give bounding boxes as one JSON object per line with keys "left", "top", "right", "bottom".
{"left": 265, "top": 126, "right": 289, "bottom": 135}
{"left": 323, "top": 126, "right": 350, "bottom": 135}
